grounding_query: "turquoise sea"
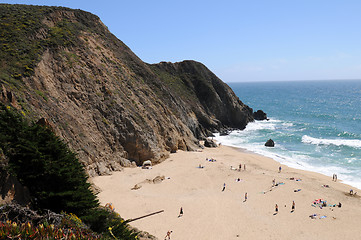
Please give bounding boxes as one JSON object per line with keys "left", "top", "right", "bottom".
{"left": 214, "top": 80, "right": 361, "bottom": 189}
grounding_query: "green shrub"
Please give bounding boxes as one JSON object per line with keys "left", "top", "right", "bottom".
{"left": 0, "top": 104, "right": 98, "bottom": 216}
{"left": 0, "top": 105, "right": 140, "bottom": 239}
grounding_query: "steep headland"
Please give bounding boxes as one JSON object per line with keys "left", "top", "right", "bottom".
{"left": 0, "top": 4, "right": 254, "bottom": 176}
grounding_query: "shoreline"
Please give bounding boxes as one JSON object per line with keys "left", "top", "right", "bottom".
{"left": 215, "top": 133, "right": 361, "bottom": 191}
{"left": 229, "top": 144, "right": 361, "bottom": 192}
{"left": 92, "top": 145, "right": 361, "bottom": 240}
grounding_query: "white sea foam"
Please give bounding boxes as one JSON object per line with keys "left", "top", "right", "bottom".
{"left": 214, "top": 131, "right": 361, "bottom": 190}
{"left": 302, "top": 135, "right": 361, "bottom": 148}
{"left": 282, "top": 122, "right": 294, "bottom": 127}
{"left": 243, "top": 120, "right": 277, "bottom": 131}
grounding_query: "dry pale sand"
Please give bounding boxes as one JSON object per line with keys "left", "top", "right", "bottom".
{"left": 92, "top": 145, "right": 361, "bottom": 240}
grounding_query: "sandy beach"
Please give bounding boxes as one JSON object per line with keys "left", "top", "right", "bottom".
{"left": 92, "top": 145, "right": 361, "bottom": 240}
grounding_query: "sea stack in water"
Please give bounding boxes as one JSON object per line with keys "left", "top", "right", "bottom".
{"left": 265, "top": 139, "right": 275, "bottom": 147}
{"left": 253, "top": 110, "right": 268, "bottom": 120}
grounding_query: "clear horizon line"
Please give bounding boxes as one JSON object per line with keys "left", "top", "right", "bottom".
{"left": 225, "top": 78, "right": 361, "bottom": 83}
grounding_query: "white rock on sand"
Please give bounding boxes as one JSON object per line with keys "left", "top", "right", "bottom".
{"left": 92, "top": 145, "right": 361, "bottom": 240}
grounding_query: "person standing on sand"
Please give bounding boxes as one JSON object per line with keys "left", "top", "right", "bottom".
{"left": 239, "top": 163, "right": 242, "bottom": 171}
{"left": 292, "top": 201, "right": 295, "bottom": 212}
{"left": 272, "top": 179, "right": 275, "bottom": 187}
{"left": 244, "top": 192, "right": 248, "bottom": 202}
{"left": 333, "top": 173, "right": 338, "bottom": 181}
{"left": 278, "top": 166, "right": 282, "bottom": 173}
{"left": 222, "top": 183, "right": 226, "bottom": 192}
{"left": 244, "top": 164, "right": 246, "bottom": 171}
{"left": 164, "top": 230, "right": 172, "bottom": 240}
{"left": 178, "top": 207, "right": 183, "bottom": 217}
{"left": 275, "top": 204, "right": 278, "bottom": 213}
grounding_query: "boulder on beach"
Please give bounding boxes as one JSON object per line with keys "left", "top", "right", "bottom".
{"left": 204, "top": 139, "right": 218, "bottom": 148}
{"left": 265, "top": 139, "right": 275, "bottom": 147}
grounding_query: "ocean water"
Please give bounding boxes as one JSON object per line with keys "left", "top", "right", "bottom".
{"left": 214, "top": 80, "right": 361, "bottom": 189}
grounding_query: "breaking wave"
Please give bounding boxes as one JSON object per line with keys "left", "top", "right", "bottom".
{"left": 302, "top": 135, "right": 361, "bottom": 148}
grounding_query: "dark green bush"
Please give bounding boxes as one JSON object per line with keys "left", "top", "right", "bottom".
{"left": 0, "top": 104, "right": 98, "bottom": 216}
{"left": 0, "top": 104, "right": 139, "bottom": 239}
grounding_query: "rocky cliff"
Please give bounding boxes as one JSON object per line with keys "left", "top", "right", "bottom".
{"left": 0, "top": 4, "right": 254, "bottom": 176}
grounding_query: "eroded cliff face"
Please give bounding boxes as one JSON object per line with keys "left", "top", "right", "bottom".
{"left": 0, "top": 4, "right": 254, "bottom": 176}
{"left": 150, "top": 61, "right": 253, "bottom": 135}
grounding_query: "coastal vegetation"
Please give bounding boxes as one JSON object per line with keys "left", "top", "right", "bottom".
{"left": 0, "top": 104, "right": 139, "bottom": 239}
{"left": 0, "top": 4, "right": 103, "bottom": 90}
{"left": 0, "top": 4, "right": 49, "bottom": 85}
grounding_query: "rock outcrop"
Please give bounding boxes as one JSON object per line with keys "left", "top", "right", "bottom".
{"left": 0, "top": 171, "right": 31, "bottom": 206}
{"left": 204, "top": 139, "right": 218, "bottom": 148}
{"left": 0, "top": 85, "right": 19, "bottom": 109}
{"left": 265, "top": 139, "right": 275, "bottom": 147}
{"left": 0, "top": 4, "right": 254, "bottom": 176}
{"left": 0, "top": 150, "right": 30, "bottom": 205}
{"left": 253, "top": 110, "right": 268, "bottom": 120}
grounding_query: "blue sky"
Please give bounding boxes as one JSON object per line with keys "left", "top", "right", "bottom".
{"left": 2, "top": 0, "right": 361, "bottom": 82}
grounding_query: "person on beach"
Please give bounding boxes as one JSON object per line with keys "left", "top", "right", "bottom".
{"left": 244, "top": 164, "right": 246, "bottom": 171}
{"left": 178, "top": 207, "right": 183, "bottom": 217}
{"left": 239, "top": 163, "right": 242, "bottom": 171}
{"left": 244, "top": 192, "right": 248, "bottom": 202}
{"left": 278, "top": 166, "right": 282, "bottom": 173}
{"left": 105, "top": 203, "right": 115, "bottom": 212}
{"left": 222, "top": 183, "right": 226, "bottom": 192}
{"left": 291, "top": 201, "right": 295, "bottom": 212}
{"left": 272, "top": 179, "right": 275, "bottom": 187}
{"left": 333, "top": 173, "right": 338, "bottom": 182}
{"left": 275, "top": 204, "right": 278, "bottom": 213}
{"left": 164, "top": 230, "right": 172, "bottom": 240}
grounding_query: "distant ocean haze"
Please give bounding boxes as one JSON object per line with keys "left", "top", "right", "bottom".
{"left": 215, "top": 80, "right": 361, "bottom": 189}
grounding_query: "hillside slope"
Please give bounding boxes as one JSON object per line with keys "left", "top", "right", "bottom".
{"left": 0, "top": 4, "right": 254, "bottom": 176}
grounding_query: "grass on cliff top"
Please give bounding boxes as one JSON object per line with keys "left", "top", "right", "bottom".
{"left": 149, "top": 64, "right": 196, "bottom": 100}
{"left": 0, "top": 4, "right": 50, "bottom": 86}
{"left": 0, "top": 4, "right": 104, "bottom": 90}
{"left": 149, "top": 62, "right": 219, "bottom": 112}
